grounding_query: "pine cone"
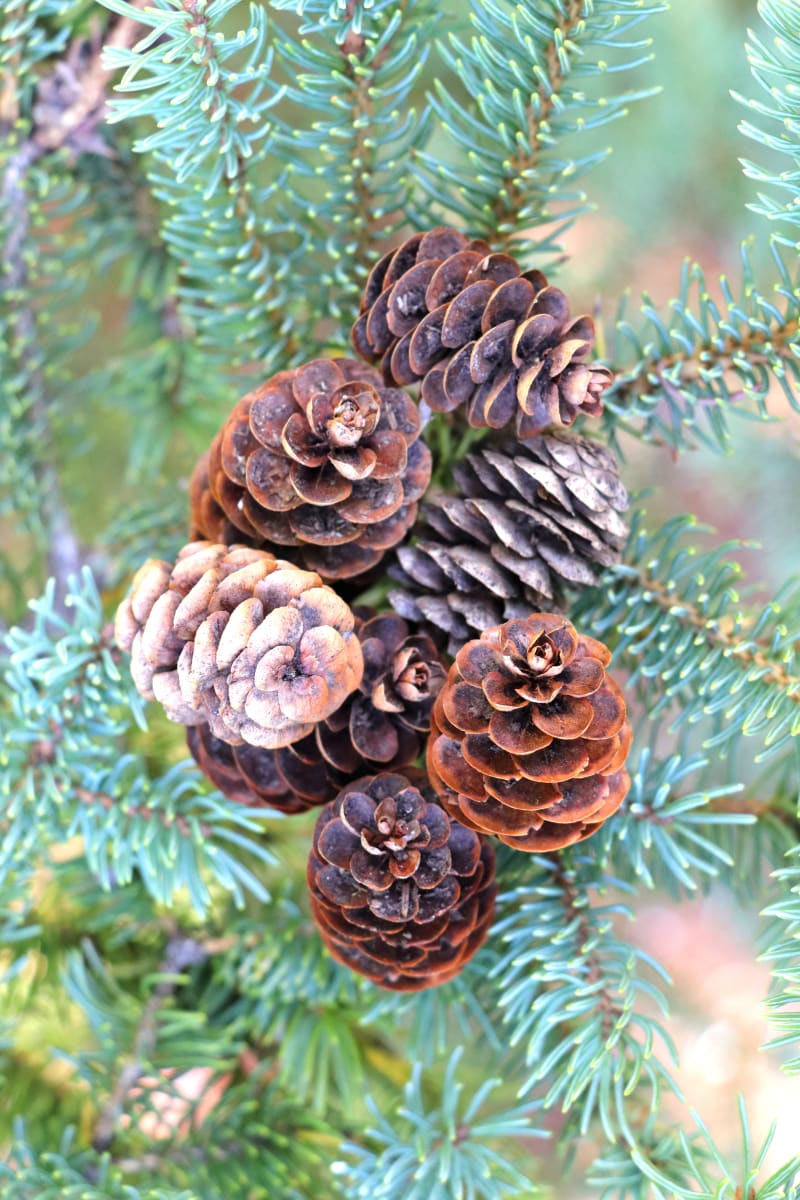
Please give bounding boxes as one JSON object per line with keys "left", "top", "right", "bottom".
{"left": 389, "top": 431, "right": 629, "bottom": 655}
{"left": 427, "top": 614, "right": 631, "bottom": 852}
{"left": 114, "top": 541, "right": 363, "bottom": 748}
{"left": 308, "top": 772, "right": 496, "bottom": 990}
{"left": 351, "top": 226, "right": 611, "bottom": 438}
{"left": 187, "top": 723, "right": 338, "bottom": 814}
{"left": 189, "top": 357, "right": 432, "bottom": 581}
{"left": 315, "top": 612, "right": 446, "bottom": 775}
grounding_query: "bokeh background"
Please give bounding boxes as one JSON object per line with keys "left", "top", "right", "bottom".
{"left": 2, "top": 0, "right": 799, "bottom": 1190}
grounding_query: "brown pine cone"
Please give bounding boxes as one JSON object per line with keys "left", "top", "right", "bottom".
{"left": 315, "top": 612, "right": 446, "bottom": 775}
{"left": 389, "top": 430, "right": 629, "bottom": 655}
{"left": 187, "top": 723, "right": 339, "bottom": 814}
{"left": 114, "top": 541, "right": 363, "bottom": 748}
{"left": 308, "top": 772, "right": 496, "bottom": 991}
{"left": 351, "top": 226, "right": 611, "bottom": 438}
{"left": 427, "top": 614, "right": 631, "bottom": 852}
{"left": 189, "top": 357, "right": 432, "bottom": 581}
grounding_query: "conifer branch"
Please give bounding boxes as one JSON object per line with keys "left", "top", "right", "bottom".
{"left": 0, "top": 6, "right": 146, "bottom": 610}
{"left": 490, "top": 0, "right": 583, "bottom": 247}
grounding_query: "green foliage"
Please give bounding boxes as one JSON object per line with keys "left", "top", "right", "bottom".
{"left": 415, "top": 0, "right": 666, "bottom": 253}
{"left": 575, "top": 514, "right": 800, "bottom": 758}
{"left": 100, "top": 0, "right": 291, "bottom": 375}
{"left": 2, "top": 0, "right": 800, "bottom": 1197}
{"left": 735, "top": 0, "right": 800, "bottom": 243}
{"left": 1, "top": 571, "right": 278, "bottom": 914}
{"left": 272, "top": 0, "right": 436, "bottom": 332}
{"left": 588, "top": 1102, "right": 800, "bottom": 1199}
{"left": 343, "top": 1048, "right": 544, "bottom": 1200}
{"left": 601, "top": 241, "right": 800, "bottom": 453}
{"left": 492, "top": 855, "right": 677, "bottom": 1140}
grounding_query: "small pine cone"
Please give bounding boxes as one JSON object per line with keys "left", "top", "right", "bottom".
{"left": 308, "top": 772, "right": 496, "bottom": 991}
{"left": 351, "top": 226, "right": 611, "bottom": 438}
{"left": 427, "top": 614, "right": 631, "bottom": 852}
{"left": 315, "top": 612, "right": 447, "bottom": 775}
{"left": 187, "top": 724, "right": 339, "bottom": 814}
{"left": 389, "top": 430, "right": 629, "bottom": 655}
{"left": 114, "top": 541, "right": 363, "bottom": 748}
{"left": 189, "top": 357, "right": 432, "bottom": 581}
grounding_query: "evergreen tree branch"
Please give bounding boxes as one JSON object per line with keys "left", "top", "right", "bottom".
{"left": 100, "top": 0, "right": 293, "bottom": 375}
{"left": 414, "top": 0, "right": 664, "bottom": 258}
{"left": 734, "top": 0, "right": 800, "bottom": 244}
{"left": 491, "top": 853, "right": 678, "bottom": 1142}
{"left": 272, "top": 0, "right": 435, "bottom": 338}
{"left": 0, "top": 5, "right": 147, "bottom": 610}
{"left": 601, "top": 243, "right": 800, "bottom": 453}
{"left": 573, "top": 514, "right": 800, "bottom": 758}
{"left": 488, "top": 0, "right": 583, "bottom": 246}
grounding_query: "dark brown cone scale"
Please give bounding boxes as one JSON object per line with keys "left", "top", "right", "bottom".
{"left": 389, "top": 430, "right": 629, "bottom": 656}
{"left": 315, "top": 612, "right": 447, "bottom": 777}
{"left": 427, "top": 614, "right": 631, "bottom": 852}
{"left": 308, "top": 772, "right": 496, "bottom": 990}
{"left": 189, "top": 357, "right": 432, "bottom": 581}
{"left": 187, "top": 723, "right": 339, "bottom": 814}
{"left": 351, "top": 226, "right": 612, "bottom": 438}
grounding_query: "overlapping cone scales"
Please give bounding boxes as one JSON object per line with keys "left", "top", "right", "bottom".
{"left": 308, "top": 773, "right": 496, "bottom": 990}
{"left": 390, "top": 431, "right": 629, "bottom": 654}
{"left": 351, "top": 227, "right": 611, "bottom": 437}
{"left": 427, "top": 614, "right": 631, "bottom": 851}
{"left": 189, "top": 357, "right": 432, "bottom": 580}
{"left": 187, "top": 723, "right": 339, "bottom": 814}
{"left": 114, "top": 541, "right": 363, "bottom": 748}
{"left": 315, "top": 612, "right": 446, "bottom": 776}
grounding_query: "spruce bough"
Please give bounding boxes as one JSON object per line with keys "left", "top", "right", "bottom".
{"left": 1, "top": 2, "right": 799, "bottom": 1197}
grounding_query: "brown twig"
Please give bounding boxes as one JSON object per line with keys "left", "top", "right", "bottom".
{"left": 610, "top": 315, "right": 800, "bottom": 421}
{"left": 92, "top": 934, "right": 209, "bottom": 1154}
{"left": 1, "top": 5, "right": 148, "bottom": 615}
{"left": 630, "top": 574, "right": 799, "bottom": 702}
{"left": 552, "top": 859, "right": 617, "bottom": 1042}
{"left": 490, "top": 0, "right": 584, "bottom": 246}
{"left": 336, "top": 1, "right": 408, "bottom": 297}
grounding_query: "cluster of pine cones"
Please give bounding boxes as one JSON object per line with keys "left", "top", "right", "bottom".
{"left": 116, "top": 228, "right": 632, "bottom": 992}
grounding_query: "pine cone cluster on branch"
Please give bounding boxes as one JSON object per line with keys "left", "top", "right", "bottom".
{"left": 116, "top": 221, "right": 634, "bottom": 991}
{"left": 351, "top": 226, "right": 611, "bottom": 437}
{"left": 390, "top": 430, "right": 629, "bottom": 653}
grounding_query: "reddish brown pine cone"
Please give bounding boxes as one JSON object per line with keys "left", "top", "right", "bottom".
{"left": 427, "top": 614, "right": 631, "bottom": 852}
{"left": 189, "top": 357, "right": 432, "bottom": 581}
{"left": 187, "top": 723, "right": 340, "bottom": 814}
{"left": 308, "top": 772, "right": 496, "bottom": 991}
{"left": 351, "top": 226, "right": 611, "bottom": 438}
{"left": 114, "top": 541, "right": 363, "bottom": 748}
{"left": 315, "top": 612, "right": 446, "bottom": 776}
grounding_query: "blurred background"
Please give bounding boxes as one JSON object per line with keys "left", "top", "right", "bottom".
{"left": 2, "top": 0, "right": 799, "bottom": 1189}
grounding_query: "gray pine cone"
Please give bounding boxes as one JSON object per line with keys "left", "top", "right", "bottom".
{"left": 388, "top": 431, "right": 629, "bottom": 655}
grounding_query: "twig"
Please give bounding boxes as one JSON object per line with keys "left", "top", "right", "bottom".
{"left": 91, "top": 934, "right": 209, "bottom": 1154}
{"left": 0, "top": 6, "right": 148, "bottom": 615}
{"left": 490, "top": 0, "right": 584, "bottom": 247}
